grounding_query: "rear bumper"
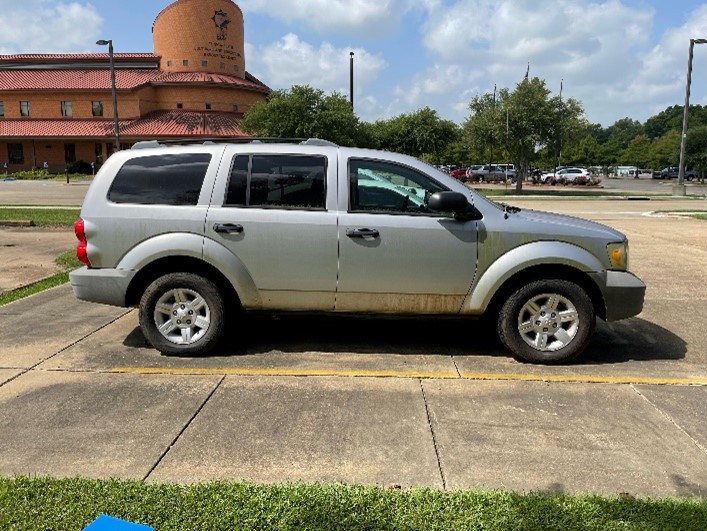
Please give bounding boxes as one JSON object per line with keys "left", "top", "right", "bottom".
{"left": 69, "top": 267, "right": 136, "bottom": 307}
{"left": 589, "top": 270, "right": 646, "bottom": 322}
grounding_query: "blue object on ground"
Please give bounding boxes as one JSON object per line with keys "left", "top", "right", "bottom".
{"left": 83, "top": 514, "right": 154, "bottom": 530}
{"left": 0, "top": 177, "right": 17, "bottom": 182}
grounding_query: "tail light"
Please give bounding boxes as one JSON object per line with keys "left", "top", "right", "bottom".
{"left": 74, "top": 218, "right": 91, "bottom": 267}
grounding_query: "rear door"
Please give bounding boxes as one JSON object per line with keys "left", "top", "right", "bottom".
{"left": 205, "top": 146, "right": 339, "bottom": 311}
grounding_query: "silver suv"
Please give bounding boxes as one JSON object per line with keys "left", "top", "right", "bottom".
{"left": 70, "top": 138, "right": 645, "bottom": 364}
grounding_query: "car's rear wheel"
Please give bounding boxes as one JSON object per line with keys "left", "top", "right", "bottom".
{"left": 139, "top": 272, "right": 225, "bottom": 356}
{"left": 497, "top": 279, "right": 595, "bottom": 364}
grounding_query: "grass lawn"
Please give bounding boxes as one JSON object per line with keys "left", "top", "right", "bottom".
{"left": 0, "top": 207, "right": 80, "bottom": 226}
{"left": 0, "top": 476, "right": 705, "bottom": 530}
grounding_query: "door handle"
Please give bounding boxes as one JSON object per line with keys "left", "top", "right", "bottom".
{"left": 346, "top": 228, "right": 380, "bottom": 239}
{"left": 213, "top": 222, "right": 244, "bottom": 234}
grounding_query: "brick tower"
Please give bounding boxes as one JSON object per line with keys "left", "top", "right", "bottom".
{"left": 153, "top": 0, "right": 246, "bottom": 78}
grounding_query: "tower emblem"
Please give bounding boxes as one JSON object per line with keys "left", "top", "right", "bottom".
{"left": 212, "top": 9, "right": 231, "bottom": 40}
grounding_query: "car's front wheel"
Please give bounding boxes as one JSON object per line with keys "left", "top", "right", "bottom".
{"left": 497, "top": 279, "right": 595, "bottom": 364}
{"left": 139, "top": 272, "right": 225, "bottom": 356}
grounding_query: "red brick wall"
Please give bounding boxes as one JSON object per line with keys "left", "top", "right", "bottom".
{"left": 1, "top": 91, "right": 142, "bottom": 119}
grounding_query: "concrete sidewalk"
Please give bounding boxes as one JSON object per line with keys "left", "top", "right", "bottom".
{"left": 0, "top": 286, "right": 705, "bottom": 498}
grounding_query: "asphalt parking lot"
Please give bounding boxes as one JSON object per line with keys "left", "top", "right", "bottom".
{"left": 0, "top": 181, "right": 705, "bottom": 498}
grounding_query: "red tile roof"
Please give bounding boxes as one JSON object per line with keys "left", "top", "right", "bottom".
{"left": 0, "top": 68, "right": 269, "bottom": 92}
{"left": 0, "top": 53, "right": 158, "bottom": 62}
{"left": 0, "top": 110, "right": 247, "bottom": 139}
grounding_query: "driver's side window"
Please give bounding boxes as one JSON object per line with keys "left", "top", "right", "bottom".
{"left": 349, "top": 158, "right": 447, "bottom": 214}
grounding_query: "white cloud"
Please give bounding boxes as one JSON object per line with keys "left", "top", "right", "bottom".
{"left": 246, "top": 33, "right": 388, "bottom": 100}
{"left": 415, "top": 0, "right": 670, "bottom": 125}
{"left": 239, "top": 0, "right": 406, "bottom": 35}
{"left": 0, "top": 0, "right": 102, "bottom": 54}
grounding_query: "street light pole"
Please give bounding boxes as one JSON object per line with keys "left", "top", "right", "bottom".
{"left": 349, "top": 52, "right": 354, "bottom": 110}
{"left": 676, "top": 38, "right": 707, "bottom": 195}
{"left": 96, "top": 39, "right": 120, "bottom": 152}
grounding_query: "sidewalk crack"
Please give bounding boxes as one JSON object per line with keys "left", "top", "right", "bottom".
{"left": 142, "top": 374, "right": 226, "bottom": 482}
{"left": 631, "top": 384, "right": 707, "bottom": 455}
{"left": 420, "top": 379, "right": 447, "bottom": 490}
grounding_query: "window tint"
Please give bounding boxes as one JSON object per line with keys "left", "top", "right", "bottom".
{"left": 224, "top": 154, "right": 326, "bottom": 209}
{"left": 349, "top": 159, "right": 447, "bottom": 214}
{"left": 108, "top": 153, "right": 211, "bottom": 205}
{"left": 92, "top": 101, "right": 103, "bottom": 117}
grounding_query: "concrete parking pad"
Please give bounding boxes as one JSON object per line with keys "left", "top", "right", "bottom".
{"left": 422, "top": 379, "right": 707, "bottom": 497}
{"left": 148, "top": 375, "right": 443, "bottom": 488}
{"left": 0, "top": 227, "right": 77, "bottom": 293}
{"left": 636, "top": 384, "right": 707, "bottom": 453}
{"left": 0, "top": 369, "right": 22, "bottom": 386}
{"left": 0, "top": 370, "right": 221, "bottom": 480}
{"left": 41, "top": 310, "right": 461, "bottom": 378}
{"left": 0, "top": 285, "right": 129, "bottom": 368}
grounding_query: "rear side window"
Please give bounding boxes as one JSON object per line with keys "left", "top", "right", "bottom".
{"left": 108, "top": 153, "right": 211, "bottom": 205}
{"left": 224, "top": 154, "right": 326, "bottom": 209}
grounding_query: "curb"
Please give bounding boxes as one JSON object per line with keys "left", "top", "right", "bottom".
{"left": 0, "top": 220, "right": 35, "bottom": 227}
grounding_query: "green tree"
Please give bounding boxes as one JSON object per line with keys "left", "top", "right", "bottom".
{"left": 648, "top": 129, "right": 680, "bottom": 169}
{"left": 568, "top": 135, "right": 600, "bottom": 166}
{"left": 239, "top": 85, "right": 362, "bottom": 146}
{"left": 366, "top": 107, "right": 460, "bottom": 162}
{"left": 685, "top": 125, "right": 707, "bottom": 178}
{"left": 463, "top": 77, "right": 585, "bottom": 191}
{"left": 620, "top": 134, "right": 651, "bottom": 167}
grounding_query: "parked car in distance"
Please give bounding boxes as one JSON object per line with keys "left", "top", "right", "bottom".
{"left": 540, "top": 167, "right": 591, "bottom": 183}
{"left": 466, "top": 164, "right": 516, "bottom": 183}
{"left": 655, "top": 167, "right": 698, "bottom": 180}
{"left": 70, "top": 137, "right": 645, "bottom": 365}
{"left": 449, "top": 167, "right": 470, "bottom": 180}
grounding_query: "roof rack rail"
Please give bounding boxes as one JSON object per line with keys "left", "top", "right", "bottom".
{"left": 130, "top": 137, "right": 339, "bottom": 149}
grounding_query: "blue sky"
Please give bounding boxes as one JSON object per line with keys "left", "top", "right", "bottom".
{"left": 2, "top": 0, "right": 707, "bottom": 127}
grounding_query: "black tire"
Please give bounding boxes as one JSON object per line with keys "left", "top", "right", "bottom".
{"left": 139, "top": 272, "right": 225, "bottom": 356}
{"left": 497, "top": 279, "right": 595, "bottom": 364}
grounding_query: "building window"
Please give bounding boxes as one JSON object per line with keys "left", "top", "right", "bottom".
{"left": 0, "top": 101, "right": 4, "bottom": 117}
{"left": 220, "top": 62, "right": 225, "bottom": 69}
{"left": 234, "top": 65, "right": 239, "bottom": 72}
{"left": 232, "top": 104, "right": 238, "bottom": 112}
{"left": 182, "top": 59, "right": 189, "bottom": 66}
{"left": 92, "top": 101, "right": 103, "bottom": 117}
{"left": 8, "top": 143, "right": 24, "bottom": 164}
{"left": 205, "top": 103, "right": 212, "bottom": 110}
{"left": 106, "top": 143, "right": 114, "bottom": 158}
{"left": 20, "top": 101, "right": 30, "bottom": 116}
{"left": 61, "top": 101, "right": 73, "bottom": 117}
{"left": 201, "top": 60, "right": 208, "bottom": 67}
{"left": 167, "top": 60, "right": 173, "bottom": 66}
{"left": 95, "top": 143, "right": 103, "bottom": 164}
{"left": 64, "top": 143, "right": 76, "bottom": 164}
{"left": 176, "top": 103, "right": 183, "bottom": 109}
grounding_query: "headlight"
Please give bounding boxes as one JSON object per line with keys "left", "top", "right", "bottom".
{"left": 607, "top": 242, "right": 628, "bottom": 270}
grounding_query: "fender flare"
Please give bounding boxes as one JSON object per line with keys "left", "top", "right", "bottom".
{"left": 118, "top": 232, "right": 261, "bottom": 308}
{"left": 464, "top": 241, "right": 604, "bottom": 314}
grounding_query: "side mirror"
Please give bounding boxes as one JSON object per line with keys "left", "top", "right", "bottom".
{"left": 428, "top": 191, "right": 483, "bottom": 221}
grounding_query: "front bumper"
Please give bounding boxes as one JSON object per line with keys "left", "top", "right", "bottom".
{"left": 69, "top": 267, "right": 137, "bottom": 307}
{"left": 589, "top": 270, "right": 646, "bottom": 322}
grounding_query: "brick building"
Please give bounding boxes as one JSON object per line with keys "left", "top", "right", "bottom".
{"left": 0, "top": 0, "right": 269, "bottom": 172}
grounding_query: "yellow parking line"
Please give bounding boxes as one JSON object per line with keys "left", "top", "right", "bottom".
{"left": 460, "top": 372, "right": 707, "bottom": 386}
{"left": 110, "top": 366, "right": 460, "bottom": 379}
{"left": 110, "top": 366, "right": 707, "bottom": 386}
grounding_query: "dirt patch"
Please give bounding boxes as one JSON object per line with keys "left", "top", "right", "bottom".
{"left": 0, "top": 227, "right": 76, "bottom": 294}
